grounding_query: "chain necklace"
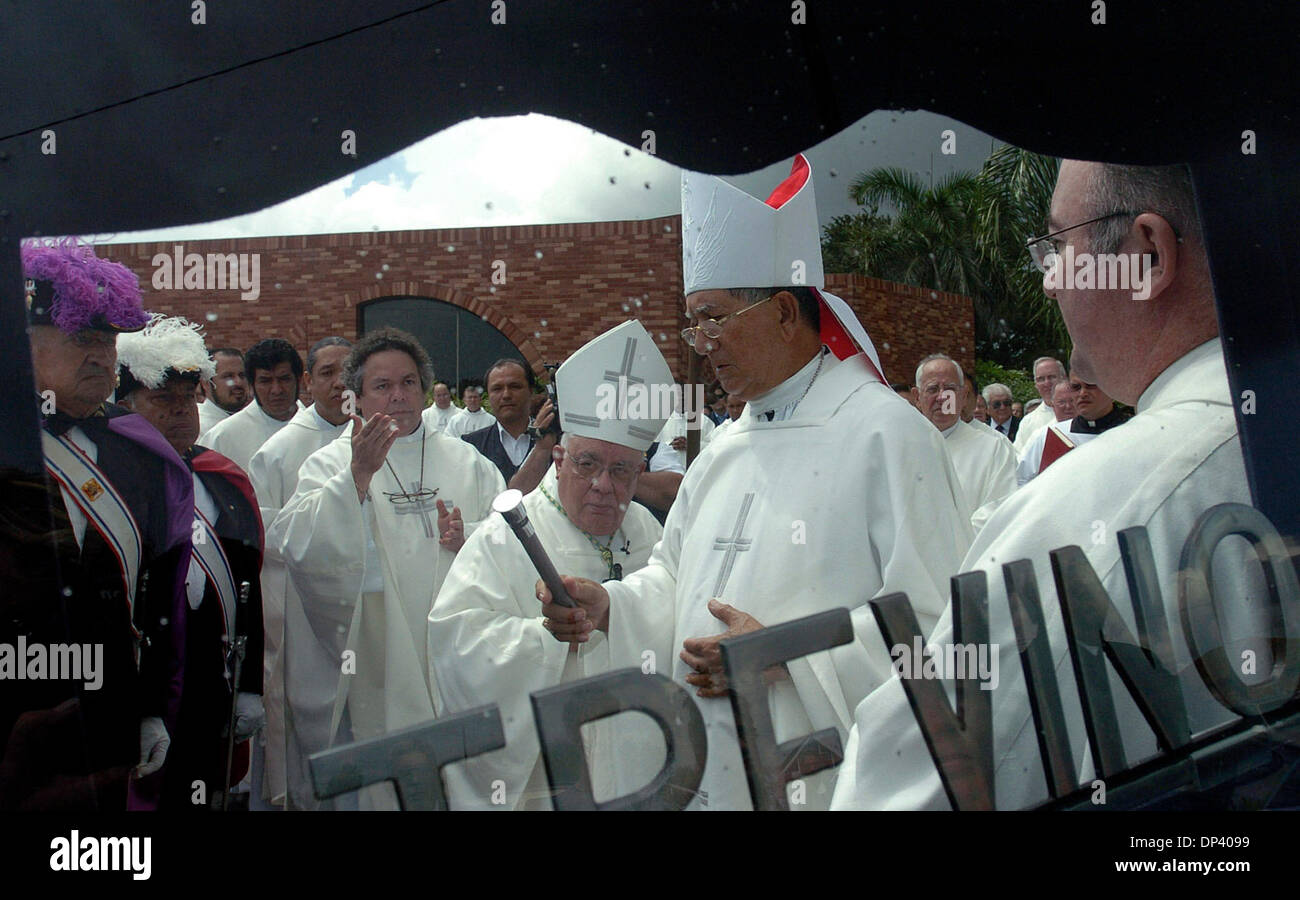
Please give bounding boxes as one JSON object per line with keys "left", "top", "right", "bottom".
{"left": 761, "top": 346, "right": 827, "bottom": 421}
{"left": 791, "top": 347, "right": 828, "bottom": 415}
{"left": 381, "top": 425, "right": 435, "bottom": 504}
{"left": 538, "top": 481, "right": 625, "bottom": 581}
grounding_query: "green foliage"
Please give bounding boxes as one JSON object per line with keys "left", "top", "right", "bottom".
{"left": 822, "top": 144, "right": 1071, "bottom": 368}
{"left": 974, "top": 359, "right": 1036, "bottom": 403}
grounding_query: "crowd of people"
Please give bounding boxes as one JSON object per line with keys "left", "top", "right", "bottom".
{"left": 3, "top": 151, "right": 1267, "bottom": 811}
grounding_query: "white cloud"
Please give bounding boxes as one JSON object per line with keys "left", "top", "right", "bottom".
{"left": 107, "top": 110, "right": 1000, "bottom": 245}
{"left": 111, "top": 114, "right": 683, "bottom": 243}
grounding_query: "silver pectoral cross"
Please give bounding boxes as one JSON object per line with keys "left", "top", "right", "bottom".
{"left": 711, "top": 492, "right": 756, "bottom": 596}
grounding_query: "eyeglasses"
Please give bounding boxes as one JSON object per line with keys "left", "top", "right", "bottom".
{"left": 568, "top": 454, "right": 639, "bottom": 485}
{"left": 921, "top": 382, "right": 962, "bottom": 396}
{"left": 989, "top": 400, "right": 1013, "bottom": 409}
{"left": 680, "top": 294, "right": 776, "bottom": 347}
{"left": 384, "top": 487, "right": 438, "bottom": 504}
{"left": 1025, "top": 211, "right": 1136, "bottom": 274}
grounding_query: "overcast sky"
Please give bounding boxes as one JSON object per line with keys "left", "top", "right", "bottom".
{"left": 107, "top": 109, "right": 1003, "bottom": 244}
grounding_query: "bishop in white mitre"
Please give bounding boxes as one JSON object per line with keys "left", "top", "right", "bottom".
{"left": 430, "top": 320, "right": 672, "bottom": 809}
{"left": 539, "top": 156, "right": 973, "bottom": 810}
{"left": 248, "top": 338, "right": 352, "bottom": 809}
{"left": 273, "top": 327, "right": 504, "bottom": 809}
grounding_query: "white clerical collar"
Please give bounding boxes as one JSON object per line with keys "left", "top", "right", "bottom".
{"left": 309, "top": 403, "right": 345, "bottom": 432}
{"left": 253, "top": 399, "right": 299, "bottom": 427}
{"left": 394, "top": 420, "right": 426, "bottom": 444}
{"left": 1137, "top": 338, "right": 1229, "bottom": 414}
{"left": 748, "top": 346, "right": 833, "bottom": 422}
{"left": 940, "top": 420, "right": 961, "bottom": 439}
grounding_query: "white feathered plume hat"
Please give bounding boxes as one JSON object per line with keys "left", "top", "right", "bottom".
{"left": 115, "top": 313, "right": 216, "bottom": 397}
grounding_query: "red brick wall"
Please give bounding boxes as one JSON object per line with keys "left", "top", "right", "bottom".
{"left": 826, "top": 273, "right": 975, "bottom": 385}
{"left": 99, "top": 216, "right": 972, "bottom": 387}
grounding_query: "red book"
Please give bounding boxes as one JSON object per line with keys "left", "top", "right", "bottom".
{"left": 1039, "top": 427, "right": 1076, "bottom": 473}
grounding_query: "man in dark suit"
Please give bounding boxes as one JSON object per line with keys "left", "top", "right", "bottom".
{"left": 984, "top": 382, "right": 1020, "bottom": 440}
{"left": 462, "top": 358, "right": 555, "bottom": 493}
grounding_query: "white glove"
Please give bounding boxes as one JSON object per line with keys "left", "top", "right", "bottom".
{"left": 233, "top": 693, "right": 265, "bottom": 741}
{"left": 137, "top": 716, "right": 170, "bottom": 777}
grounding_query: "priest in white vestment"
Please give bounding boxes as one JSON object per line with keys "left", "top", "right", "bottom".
{"left": 832, "top": 160, "right": 1273, "bottom": 810}
{"left": 196, "top": 348, "right": 249, "bottom": 435}
{"left": 445, "top": 385, "right": 496, "bottom": 438}
{"left": 201, "top": 338, "right": 304, "bottom": 472}
{"left": 274, "top": 327, "right": 505, "bottom": 810}
{"left": 538, "top": 155, "right": 972, "bottom": 810}
{"left": 911, "top": 354, "right": 1017, "bottom": 524}
{"left": 422, "top": 382, "right": 460, "bottom": 434}
{"left": 1012, "top": 357, "right": 1067, "bottom": 451}
{"left": 247, "top": 336, "right": 352, "bottom": 808}
{"left": 430, "top": 320, "right": 673, "bottom": 809}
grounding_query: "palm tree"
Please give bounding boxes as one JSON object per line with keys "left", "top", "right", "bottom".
{"left": 846, "top": 167, "right": 989, "bottom": 298}
{"left": 823, "top": 145, "right": 1069, "bottom": 366}
{"left": 973, "top": 147, "right": 1068, "bottom": 353}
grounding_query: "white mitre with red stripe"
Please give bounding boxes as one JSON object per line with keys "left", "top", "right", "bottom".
{"left": 680, "top": 154, "right": 886, "bottom": 381}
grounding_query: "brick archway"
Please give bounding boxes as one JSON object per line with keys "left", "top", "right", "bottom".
{"left": 350, "top": 280, "right": 545, "bottom": 377}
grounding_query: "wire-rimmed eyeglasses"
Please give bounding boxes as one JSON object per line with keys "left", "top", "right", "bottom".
{"left": 680, "top": 293, "right": 777, "bottom": 347}
{"left": 1025, "top": 211, "right": 1136, "bottom": 274}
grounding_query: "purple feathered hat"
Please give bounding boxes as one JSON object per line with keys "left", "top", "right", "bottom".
{"left": 21, "top": 237, "right": 148, "bottom": 334}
